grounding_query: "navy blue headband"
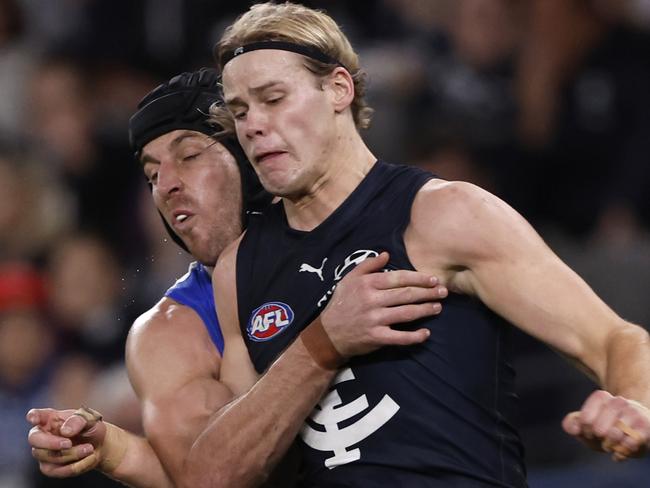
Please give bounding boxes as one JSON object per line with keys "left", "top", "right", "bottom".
{"left": 219, "top": 40, "right": 347, "bottom": 71}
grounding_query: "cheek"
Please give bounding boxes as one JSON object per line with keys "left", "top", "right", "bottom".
{"left": 150, "top": 188, "right": 165, "bottom": 211}
{"left": 297, "top": 91, "right": 332, "bottom": 130}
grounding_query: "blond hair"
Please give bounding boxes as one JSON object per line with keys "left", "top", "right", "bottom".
{"left": 214, "top": 2, "right": 373, "bottom": 131}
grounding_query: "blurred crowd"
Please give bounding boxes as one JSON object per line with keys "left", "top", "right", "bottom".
{"left": 0, "top": 0, "right": 649, "bottom": 487}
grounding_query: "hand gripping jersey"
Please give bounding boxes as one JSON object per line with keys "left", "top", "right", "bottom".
{"left": 236, "top": 161, "right": 527, "bottom": 487}
{"left": 165, "top": 261, "right": 224, "bottom": 355}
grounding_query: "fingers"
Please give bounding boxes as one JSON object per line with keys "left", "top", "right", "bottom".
{"left": 373, "top": 326, "right": 431, "bottom": 346}
{"left": 579, "top": 390, "right": 613, "bottom": 439}
{"left": 26, "top": 408, "right": 76, "bottom": 432}
{"left": 26, "top": 409, "right": 44, "bottom": 426}
{"left": 563, "top": 390, "right": 650, "bottom": 461}
{"left": 373, "top": 303, "right": 442, "bottom": 327}
{"left": 379, "top": 284, "right": 447, "bottom": 308}
{"left": 28, "top": 426, "right": 73, "bottom": 451}
{"left": 60, "top": 413, "right": 90, "bottom": 437}
{"left": 346, "top": 251, "right": 390, "bottom": 277}
{"left": 368, "top": 267, "right": 440, "bottom": 291}
{"left": 37, "top": 451, "right": 99, "bottom": 478}
{"left": 32, "top": 444, "right": 94, "bottom": 465}
{"left": 26, "top": 408, "right": 63, "bottom": 430}
{"left": 561, "top": 411, "right": 581, "bottom": 436}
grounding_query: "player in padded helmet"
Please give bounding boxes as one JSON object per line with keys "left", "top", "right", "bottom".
{"left": 27, "top": 66, "right": 448, "bottom": 488}
{"left": 129, "top": 66, "right": 272, "bottom": 255}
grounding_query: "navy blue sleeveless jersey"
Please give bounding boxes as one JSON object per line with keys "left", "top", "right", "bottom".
{"left": 236, "top": 161, "right": 526, "bottom": 487}
{"left": 165, "top": 261, "right": 224, "bottom": 355}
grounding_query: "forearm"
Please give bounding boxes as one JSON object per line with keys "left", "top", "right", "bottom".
{"left": 602, "top": 323, "right": 650, "bottom": 406}
{"left": 100, "top": 426, "right": 174, "bottom": 488}
{"left": 183, "top": 338, "right": 336, "bottom": 488}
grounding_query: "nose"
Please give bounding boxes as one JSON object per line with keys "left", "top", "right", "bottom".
{"left": 243, "top": 104, "right": 268, "bottom": 140}
{"left": 156, "top": 158, "right": 183, "bottom": 196}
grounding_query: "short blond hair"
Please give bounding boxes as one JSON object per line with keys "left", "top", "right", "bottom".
{"left": 215, "top": 2, "right": 373, "bottom": 131}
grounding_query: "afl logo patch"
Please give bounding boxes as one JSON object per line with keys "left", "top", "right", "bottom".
{"left": 247, "top": 302, "right": 294, "bottom": 342}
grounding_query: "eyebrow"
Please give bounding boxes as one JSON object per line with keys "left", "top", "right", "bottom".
{"left": 140, "top": 132, "right": 209, "bottom": 166}
{"left": 225, "top": 81, "right": 285, "bottom": 108}
{"left": 170, "top": 132, "right": 207, "bottom": 148}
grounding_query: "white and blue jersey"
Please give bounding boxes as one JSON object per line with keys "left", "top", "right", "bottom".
{"left": 164, "top": 261, "right": 224, "bottom": 355}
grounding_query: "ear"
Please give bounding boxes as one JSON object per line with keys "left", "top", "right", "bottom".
{"left": 326, "top": 67, "right": 355, "bottom": 114}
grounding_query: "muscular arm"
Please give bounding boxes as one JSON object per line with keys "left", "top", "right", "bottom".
{"left": 406, "top": 180, "right": 650, "bottom": 453}
{"left": 183, "top": 237, "right": 445, "bottom": 488}
{"left": 183, "top": 237, "right": 337, "bottom": 488}
{"left": 407, "top": 180, "right": 650, "bottom": 399}
{"left": 126, "top": 297, "right": 234, "bottom": 485}
{"left": 28, "top": 296, "right": 232, "bottom": 487}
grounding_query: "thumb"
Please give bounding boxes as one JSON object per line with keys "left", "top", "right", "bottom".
{"left": 60, "top": 414, "right": 89, "bottom": 438}
{"left": 562, "top": 411, "right": 582, "bottom": 436}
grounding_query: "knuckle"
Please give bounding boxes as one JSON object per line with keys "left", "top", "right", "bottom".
{"left": 594, "top": 390, "right": 612, "bottom": 402}
{"left": 366, "top": 309, "right": 383, "bottom": 327}
{"left": 369, "top": 327, "right": 386, "bottom": 343}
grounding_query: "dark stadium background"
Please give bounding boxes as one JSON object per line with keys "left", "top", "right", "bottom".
{"left": 1, "top": 0, "right": 649, "bottom": 486}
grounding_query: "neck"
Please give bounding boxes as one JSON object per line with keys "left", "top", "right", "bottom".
{"left": 283, "top": 129, "right": 376, "bottom": 232}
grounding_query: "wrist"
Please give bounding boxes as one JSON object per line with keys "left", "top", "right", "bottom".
{"left": 97, "top": 422, "right": 129, "bottom": 474}
{"left": 300, "top": 316, "right": 346, "bottom": 371}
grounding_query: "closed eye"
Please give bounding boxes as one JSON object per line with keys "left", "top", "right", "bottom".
{"left": 182, "top": 153, "right": 201, "bottom": 161}
{"left": 233, "top": 110, "right": 247, "bottom": 120}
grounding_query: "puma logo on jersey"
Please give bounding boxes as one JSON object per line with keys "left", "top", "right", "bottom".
{"left": 299, "top": 258, "right": 328, "bottom": 281}
{"left": 247, "top": 302, "right": 294, "bottom": 341}
{"left": 300, "top": 368, "right": 400, "bottom": 469}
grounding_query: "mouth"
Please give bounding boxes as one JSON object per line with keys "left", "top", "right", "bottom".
{"left": 255, "top": 151, "right": 287, "bottom": 164}
{"left": 171, "top": 210, "right": 194, "bottom": 230}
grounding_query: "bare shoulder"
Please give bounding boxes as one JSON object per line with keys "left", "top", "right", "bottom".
{"left": 409, "top": 180, "right": 503, "bottom": 250}
{"left": 414, "top": 179, "right": 509, "bottom": 221}
{"left": 127, "top": 297, "right": 219, "bottom": 398}
{"left": 214, "top": 231, "right": 245, "bottom": 278}
{"left": 212, "top": 232, "right": 244, "bottom": 340}
{"left": 407, "top": 179, "right": 540, "bottom": 281}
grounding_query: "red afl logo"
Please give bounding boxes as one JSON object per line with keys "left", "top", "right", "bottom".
{"left": 247, "top": 302, "right": 295, "bottom": 342}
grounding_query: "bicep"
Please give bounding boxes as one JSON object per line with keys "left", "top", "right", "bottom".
{"left": 142, "top": 375, "right": 233, "bottom": 480}
{"left": 126, "top": 302, "right": 233, "bottom": 480}
{"left": 411, "top": 181, "right": 623, "bottom": 377}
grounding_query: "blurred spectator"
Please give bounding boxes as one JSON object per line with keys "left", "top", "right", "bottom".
{"left": 390, "top": 0, "right": 524, "bottom": 197}
{"left": 514, "top": 0, "right": 650, "bottom": 238}
{"left": 0, "top": 262, "right": 53, "bottom": 488}
{"left": 0, "top": 0, "right": 36, "bottom": 140}
{"left": 27, "top": 56, "right": 144, "bottom": 256}
{"left": 46, "top": 233, "right": 133, "bottom": 367}
{"left": 0, "top": 149, "right": 73, "bottom": 262}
